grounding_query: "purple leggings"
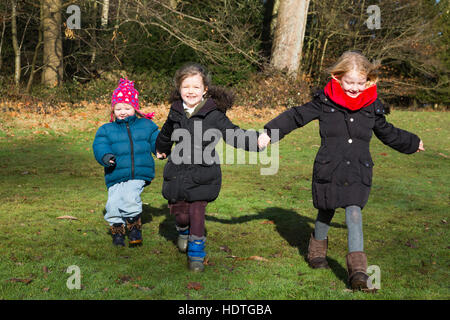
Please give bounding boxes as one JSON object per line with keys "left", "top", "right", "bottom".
{"left": 169, "top": 201, "right": 207, "bottom": 237}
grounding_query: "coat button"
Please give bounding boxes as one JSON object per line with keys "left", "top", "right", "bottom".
{"left": 346, "top": 161, "right": 351, "bottom": 165}
{"left": 330, "top": 108, "right": 334, "bottom": 112}
{"left": 324, "top": 98, "right": 328, "bottom": 101}
{"left": 350, "top": 118, "right": 354, "bottom": 122}
{"left": 344, "top": 182, "right": 349, "bottom": 186}
{"left": 348, "top": 139, "right": 353, "bottom": 144}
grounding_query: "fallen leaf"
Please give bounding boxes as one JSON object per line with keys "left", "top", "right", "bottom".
{"left": 441, "top": 219, "right": 447, "bottom": 224}
{"left": 56, "top": 215, "right": 79, "bottom": 220}
{"left": 43, "top": 266, "right": 49, "bottom": 274}
{"left": 116, "top": 275, "right": 133, "bottom": 284}
{"left": 203, "top": 257, "right": 215, "bottom": 266}
{"left": 261, "top": 220, "right": 274, "bottom": 225}
{"left": 220, "top": 245, "right": 232, "bottom": 253}
{"left": 6, "top": 278, "right": 33, "bottom": 284}
{"left": 248, "top": 256, "right": 269, "bottom": 262}
{"left": 43, "top": 287, "right": 50, "bottom": 292}
{"left": 138, "top": 286, "right": 154, "bottom": 291}
{"left": 226, "top": 255, "right": 245, "bottom": 261}
{"left": 405, "top": 239, "right": 418, "bottom": 248}
{"left": 187, "top": 282, "right": 202, "bottom": 290}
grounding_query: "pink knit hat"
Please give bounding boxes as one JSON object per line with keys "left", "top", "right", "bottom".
{"left": 110, "top": 78, "right": 155, "bottom": 122}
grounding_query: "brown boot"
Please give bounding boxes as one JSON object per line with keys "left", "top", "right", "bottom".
{"left": 307, "top": 233, "right": 329, "bottom": 269}
{"left": 346, "top": 251, "right": 369, "bottom": 290}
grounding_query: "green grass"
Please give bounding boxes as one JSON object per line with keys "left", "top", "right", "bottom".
{"left": 0, "top": 110, "right": 448, "bottom": 300}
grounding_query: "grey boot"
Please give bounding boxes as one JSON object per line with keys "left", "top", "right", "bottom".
{"left": 176, "top": 225, "right": 189, "bottom": 253}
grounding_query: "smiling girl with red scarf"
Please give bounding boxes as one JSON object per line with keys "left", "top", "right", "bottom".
{"left": 258, "top": 51, "right": 425, "bottom": 291}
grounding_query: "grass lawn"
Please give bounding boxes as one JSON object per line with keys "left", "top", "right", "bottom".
{"left": 0, "top": 107, "right": 448, "bottom": 300}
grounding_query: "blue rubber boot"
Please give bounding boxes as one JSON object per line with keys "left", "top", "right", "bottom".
{"left": 176, "top": 226, "right": 189, "bottom": 253}
{"left": 187, "top": 236, "right": 206, "bottom": 272}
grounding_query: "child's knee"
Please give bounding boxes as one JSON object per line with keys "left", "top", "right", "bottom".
{"left": 346, "top": 206, "right": 362, "bottom": 225}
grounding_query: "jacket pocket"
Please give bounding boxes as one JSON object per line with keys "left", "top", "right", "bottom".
{"left": 313, "top": 155, "right": 334, "bottom": 183}
{"left": 359, "top": 158, "right": 374, "bottom": 186}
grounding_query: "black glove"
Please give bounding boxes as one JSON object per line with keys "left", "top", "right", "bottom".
{"left": 102, "top": 154, "right": 116, "bottom": 167}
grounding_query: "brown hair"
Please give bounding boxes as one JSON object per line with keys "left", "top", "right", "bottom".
{"left": 326, "top": 51, "right": 380, "bottom": 87}
{"left": 173, "top": 62, "right": 211, "bottom": 91}
{"left": 169, "top": 62, "right": 234, "bottom": 113}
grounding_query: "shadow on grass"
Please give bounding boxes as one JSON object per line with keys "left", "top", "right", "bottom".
{"left": 207, "top": 207, "right": 349, "bottom": 284}
{"left": 112, "top": 204, "right": 349, "bottom": 284}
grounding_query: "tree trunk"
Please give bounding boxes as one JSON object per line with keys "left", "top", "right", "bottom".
{"left": 26, "top": 1, "right": 44, "bottom": 93}
{"left": 101, "top": 0, "right": 109, "bottom": 27}
{"left": 270, "top": 0, "right": 310, "bottom": 77}
{"left": 0, "top": 7, "right": 6, "bottom": 71}
{"left": 11, "top": 0, "right": 21, "bottom": 85}
{"left": 42, "top": 0, "right": 63, "bottom": 87}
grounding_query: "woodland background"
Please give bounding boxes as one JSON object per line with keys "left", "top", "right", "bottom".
{"left": 0, "top": 0, "right": 448, "bottom": 111}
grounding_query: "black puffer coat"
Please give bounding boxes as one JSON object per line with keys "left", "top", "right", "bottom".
{"left": 264, "top": 91, "right": 420, "bottom": 210}
{"left": 156, "top": 97, "right": 259, "bottom": 204}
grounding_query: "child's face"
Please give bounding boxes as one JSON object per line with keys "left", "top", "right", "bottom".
{"left": 339, "top": 70, "right": 368, "bottom": 98}
{"left": 114, "top": 103, "right": 136, "bottom": 120}
{"left": 180, "top": 74, "right": 207, "bottom": 108}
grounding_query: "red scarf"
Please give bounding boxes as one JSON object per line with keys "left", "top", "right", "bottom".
{"left": 323, "top": 78, "right": 377, "bottom": 111}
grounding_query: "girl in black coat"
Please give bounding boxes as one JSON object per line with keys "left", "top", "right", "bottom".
{"left": 156, "top": 63, "right": 259, "bottom": 272}
{"left": 258, "top": 51, "right": 424, "bottom": 290}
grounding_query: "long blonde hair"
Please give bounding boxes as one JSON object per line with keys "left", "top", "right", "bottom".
{"left": 326, "top": 51, "right": 380, "bottom": 87}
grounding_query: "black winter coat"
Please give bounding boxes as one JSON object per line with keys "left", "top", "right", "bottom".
{"left": 264, "top": 91, "right": 420, "bottom": 210}
{"left": 156, "top": 98, "right": 259, "bottom": 204}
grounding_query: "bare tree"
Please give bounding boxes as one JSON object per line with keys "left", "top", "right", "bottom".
{"left": 270, "top": 0, "right": 310, "bottom": 77}
{"left": 42, "top": 0, "right": 63, "bottom": 86}
{"left": 26, "top": 0, "right": 43, "bottom": 93}
{"left": 101, "top": 0, "right": 109, "bottom": 27}
{"left": 11, "top": 0, "right": 20, "bottom": 84}
{"left": 0, "top": 1, "right": 7, "bottom": 72}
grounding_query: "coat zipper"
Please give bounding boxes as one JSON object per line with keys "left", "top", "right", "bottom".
{"left": 126, "top": 123, "right": 135, "bottom": 179}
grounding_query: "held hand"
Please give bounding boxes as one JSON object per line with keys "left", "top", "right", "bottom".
{"left": 416, "top": 140, "right": 425, "bottom": 152}
{"left": 258, "top": 133, "right": 271, "bottom": 150}
{"left": 156, "top": 151, "right": 167, "bottom": 159}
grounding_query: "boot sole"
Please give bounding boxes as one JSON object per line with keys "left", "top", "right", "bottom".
{"left": 308, "top": 258, "right": 330, "bottom": 269}
{"left": 350, "top": 273, "right": 370, "bottom": 291}
{"left": 129, "top": 240, "right": 143, "bottom": 247}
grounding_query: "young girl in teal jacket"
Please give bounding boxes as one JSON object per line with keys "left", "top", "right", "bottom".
{"left": 93, "top": 78, "right": 159, "bottom": 247}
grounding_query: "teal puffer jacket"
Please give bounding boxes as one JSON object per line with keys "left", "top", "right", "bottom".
{"left": 93, "top": 115, "right": 160, "bottom": 188}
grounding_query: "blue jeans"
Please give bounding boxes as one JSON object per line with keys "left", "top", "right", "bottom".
{"left": 104, "top": 180, "right": 146, "bottom": 226}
